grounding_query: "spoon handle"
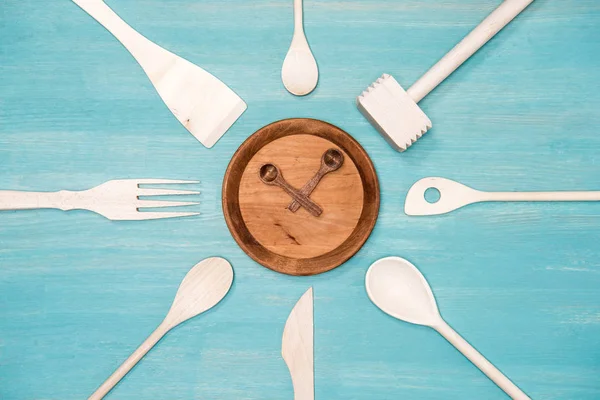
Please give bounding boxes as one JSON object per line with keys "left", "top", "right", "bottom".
{"left": 293, "top": 0, "right": 304, "bottom": 33}
{"left": 89, "top": 322, "right": 170, "bottom": 400}
{"left": 434, "top": 321, "right": 530, "bottom": 400}
{"left": 278, "top": 180, "right": 323, "bottom": 217}
{"left": 480, "top": 190, "right": 600, "bottom": 202}
{"left": 288, "top": 169, "right": 326, "bottom": 213}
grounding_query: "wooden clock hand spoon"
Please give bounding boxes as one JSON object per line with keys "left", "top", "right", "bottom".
{"left": 260, "top": 164, "right": 323, "bottom": 217}
{"left": 89, "top": 257, "right": 234, "bottom": 400}
{"left": 288, "top": 148, "right": 344, "bottom": 212}
{"left": 366, "top": 257, "right": 530, "bottom": 400}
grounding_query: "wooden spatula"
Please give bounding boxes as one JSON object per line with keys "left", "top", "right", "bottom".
{"left": 72, "top": 0, "right": 247, "bottom": 148}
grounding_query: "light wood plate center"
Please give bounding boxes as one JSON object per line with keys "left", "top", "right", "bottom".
{"left": 223, "top": 118, "right": 379, "bottom": 276}
{"left": 239, "top": 134, "right": 364, "bottom": 259}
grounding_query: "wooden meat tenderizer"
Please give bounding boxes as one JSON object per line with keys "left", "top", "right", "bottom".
{"left": 357, "top": 0, "right": 534, "bottom": 152}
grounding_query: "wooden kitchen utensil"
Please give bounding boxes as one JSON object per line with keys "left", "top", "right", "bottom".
{"left": 259, "top": 164, "right": 323, "bottom": 217}
{"left": 357, "top": 0, "right": 534, "bottom": 151}
{"left": 72, "top": 0, "right": 246, "bottom": 148}
{"left": 405, "top": 177, "right": 600, "bottom": 216}
{"left": 288, "top": 148, "right": 344, "bottom": 213}
{"left": 366, "top": 257, "right": 530, "bottom": 400}
{"left": 223, "top": 119, "right": 379, "bottom": 276}
{"left": 89, "top": 257, "right": 234, "bottom": 400}
{"left": 282, "top": 288, "right": 314, "bottom": 400}
{"left": 0, "top": 179, "right": 199, "bottom": 221}
{"left": 282, "top": 0, "right": 319, "bottom": 96}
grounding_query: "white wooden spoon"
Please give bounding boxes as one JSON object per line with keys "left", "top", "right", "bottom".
{"left": 281, "top": 0, "right": 319, "bottom": 96}
{"left": 89, "top": 257, "right": 234, "bottom": 399}
{"left": 366, "top": 257, "right": 530, "bottom": 400}
{"left": 405, "top": 177, "right": 600, "bottom": 216}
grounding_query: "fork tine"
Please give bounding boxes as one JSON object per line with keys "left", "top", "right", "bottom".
{"left": 137, "top": 188, "right": 200, "bottom": 196}
{"left": 137, "top": 200, "right": 199, "bottom": 209}
{"left": 132, "top": 211, "right": 200, "bottom": 221}
{"left": 135, "top": 179, "right": 200, "bottom": 185}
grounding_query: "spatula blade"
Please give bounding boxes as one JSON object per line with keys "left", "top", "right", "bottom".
{"left": 150, "top": 55, "right": 247, "bottom": 149}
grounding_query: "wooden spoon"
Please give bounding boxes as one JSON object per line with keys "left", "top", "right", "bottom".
{"left": 288, "top": 148, "right": 344, "bottom": 212}
{"left": 365, "top": 257, "right": 530, "bottom": 400}
{"left": 405, "top": 177, "right": 600, "bottom": 216}
{"left": 89, "top": 257, "right": 234, "bottom": 400}
{"left": 259, "top": 164, "right": 323, "bottom": 217}
{"left": 281, "top": 0, "right": 319, "bottom": 96}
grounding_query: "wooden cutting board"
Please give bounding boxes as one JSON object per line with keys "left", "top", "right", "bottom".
{"left": 223, "top": 119, "right": 379, "bottom": 276}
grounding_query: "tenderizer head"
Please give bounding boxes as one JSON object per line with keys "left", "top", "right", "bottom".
{"left": 357, "top": 74, "right": 432, "bottom": 152}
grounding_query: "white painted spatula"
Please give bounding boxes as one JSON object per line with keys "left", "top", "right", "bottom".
{"left": 72, "top": 0, "right": 246, "bottom": 148}
{"left": 405, "top": 177, "right": 600, "bottom": 216}
{"left": 89, "top": 257, "right": 234, "bottom": 399}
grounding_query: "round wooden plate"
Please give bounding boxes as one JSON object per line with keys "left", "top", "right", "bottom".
{"left": 223, "top": 119, "right": 379, "bottom": 276}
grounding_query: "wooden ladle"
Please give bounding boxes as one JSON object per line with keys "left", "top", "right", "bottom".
{"left": 288, "top": 148, "right": 344, "bottom": 212}
{"left": 259, "top": 164, "right": 323, "bottom": 217}
{"left": 89, "top": 257, "right": 234, "bottom": 399}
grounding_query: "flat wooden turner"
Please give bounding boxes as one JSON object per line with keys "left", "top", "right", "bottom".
{"left": 72, "top": 0, "right": 247, "bottom": 148}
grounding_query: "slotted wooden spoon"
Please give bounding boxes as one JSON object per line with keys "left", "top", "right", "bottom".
{"left": 405, "top": 177, "right": 600, "bottom": 216}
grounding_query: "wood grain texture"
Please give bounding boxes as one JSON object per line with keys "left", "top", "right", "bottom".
{"left": 282, "top": 287, "right": 314, "bottom": 400}
{"left": 1, "top": 0, "right": 599, "bottom": 399}
{"left": 223, "top": 119, "right": 379, "bottom": 275}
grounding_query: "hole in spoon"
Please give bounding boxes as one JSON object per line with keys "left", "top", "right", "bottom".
{"left": 425, "top": 188, "right": 441, "bottom": 204}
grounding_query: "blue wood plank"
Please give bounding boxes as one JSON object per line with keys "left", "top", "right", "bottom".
{"left": 1, "top": 0, "right": 599, "bottom": 398}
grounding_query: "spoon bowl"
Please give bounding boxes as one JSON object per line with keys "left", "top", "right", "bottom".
{"left": 323, "top": 148, "right": 344, "bottom": 170}
{"left": 282, "top": 43, "right": 319, "bottom": 96}
{"left": 365, "top": 256, "right": 531, "bottom": 400}
{"left": 282, "top": 0, "right": 319, "bottom": 96}
{"left": 366, "top": 256, "right": 441, "bottom": 327}
{"left": 259, "top": 164, "right": 280, "bottom": 184}
{"left": 404, "top": 177, "right": 482, "bottom": 216}
{"left": 166, "top": 257, "right": 234, "bottom": 328}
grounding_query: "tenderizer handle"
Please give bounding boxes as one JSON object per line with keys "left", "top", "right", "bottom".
{"left": 435, "top": 320, "right": 530, "bottom": 400}
{"left": 407, "top": 0, "right": 534, "bottom": 103}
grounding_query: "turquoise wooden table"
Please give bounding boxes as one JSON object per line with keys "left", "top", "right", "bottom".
{"left": 1, "top": 1, "right": 599, "bottom": 398}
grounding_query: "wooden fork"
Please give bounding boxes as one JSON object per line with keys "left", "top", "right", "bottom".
{"left": 0, "top": 179, "right": 200, "bottom": 221}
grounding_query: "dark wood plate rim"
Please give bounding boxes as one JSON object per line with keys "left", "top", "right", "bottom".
{"left": 222, "top": 118, "right": 380, "bottom": 276}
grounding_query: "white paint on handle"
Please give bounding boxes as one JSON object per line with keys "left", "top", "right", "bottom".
{"left": 434, "top": 320, "right": 530, "bottom": 400}
{"left": 88, "top": 323, "right": 170, "bottom": 400}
